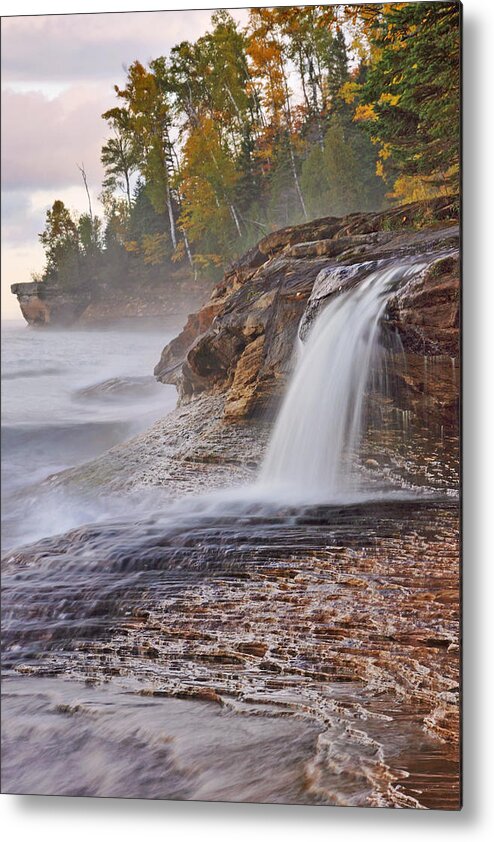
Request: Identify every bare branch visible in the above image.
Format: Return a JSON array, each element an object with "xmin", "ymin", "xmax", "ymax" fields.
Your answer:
[{"xmin": 76, "ymin": 162, "xmax": 93, "ymax": 222}]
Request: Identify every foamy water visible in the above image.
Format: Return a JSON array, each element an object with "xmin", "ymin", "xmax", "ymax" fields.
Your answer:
[
  {"xmin": 259, "ymin": 262, "xmax": 426, "ymax": 498},
  {"xmin": 1, "ymin": 321, "xmax": 178, "ymax": 549},
  {"xmin": 1, "ymin": 261, "xmax": 459, "ymax": 807}
]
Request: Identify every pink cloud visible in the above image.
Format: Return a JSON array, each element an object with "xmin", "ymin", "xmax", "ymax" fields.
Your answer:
[
  {"xmin": 1, "ymin": 8, "xmax": 249, "ymax": 194},
  {"xmin": 1, "ymin": 10, "xmax": 248, "ymax": 83},
  {"xmin": 1, "ymin": 85, "xmax": 111, "ymax": 191}
]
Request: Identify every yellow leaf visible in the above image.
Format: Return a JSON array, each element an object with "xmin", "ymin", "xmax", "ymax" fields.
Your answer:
[
  {"xmin": 340, "ymin": 81, "xmax": 360, "ymax": 105},
  {"xmin": 354, "ymin": 103, "xmax": 377, "ymax": 122},
  {"xmin": 378, "ymin": 93, "xmax": 401, "ymax": 106}
]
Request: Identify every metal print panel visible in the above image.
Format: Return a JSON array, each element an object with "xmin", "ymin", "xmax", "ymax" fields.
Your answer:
[{"xmin": 1, "ymin": 2, "xmax": 461, "ymax": 809}]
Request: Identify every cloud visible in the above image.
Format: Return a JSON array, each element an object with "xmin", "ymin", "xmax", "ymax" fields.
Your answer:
[
  {"xmin": 1, "ymin": 85, "xmax": 111, "ymax": 192},
  {"xmin": 1, "ymin": 10, "xmax": 248, "ymax": 84},
  {"xmin": 2, "ymin": 186, "xmax": 105, "ymax": 249},
  {"xmin": 1, "ymin": 191, "xmax": 40, "ymax": 244},
  {"xmin": 1, "ymin": 8, "xmax": 250, "ymax": 195}
]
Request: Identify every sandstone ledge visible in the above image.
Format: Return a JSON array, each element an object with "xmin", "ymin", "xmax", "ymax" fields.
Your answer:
[
  {"xmin": 55, "ymin": 393, "xmax": 270, "ymax": 498},
  {"xmin": 155, "ymin": 197, "xmax": 460, "ymax": 430},
  {"xmin": 10, "ymin": 277, "xmax": 212, "ymax": 328}
]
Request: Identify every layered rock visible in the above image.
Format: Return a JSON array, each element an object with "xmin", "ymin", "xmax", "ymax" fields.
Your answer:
[
  {"xmin": 155, "ymin": 196, "xmax": 460, "ymax": 430},
  {"xmin": 10, "ymin": 282, "xmax": 91, "ymax": 327},
  {"xmin": 387, "ymin": 254, "xmax": 460, "ymax": 428},
  {"xmin": 11, "ymin": 275, "xmax": 211, "ymax": 327}
]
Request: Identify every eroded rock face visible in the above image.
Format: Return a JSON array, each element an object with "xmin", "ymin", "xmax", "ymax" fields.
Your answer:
[
  {"xmin": 155, "ymin": 197, "xmax": 460, "ymax": 431},
  {"xmin": 10, "ymin": 282, "xmax": 91, "ymax": 327},
  {"xmin": 387, "ymin": 254, "xmax": 460, "ymax": 356},
  {"xmin": 10, "ymin": 277, "xmax": 211, "ymax": 327},
  {"xmin": 387, "ymin": 255, "xmax": 460, "ymax": 428}
]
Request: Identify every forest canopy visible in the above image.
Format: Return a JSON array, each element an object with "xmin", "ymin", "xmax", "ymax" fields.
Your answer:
[{"xmin": 36, "ymin": 3, "xmax": 460, "ymax": 290}]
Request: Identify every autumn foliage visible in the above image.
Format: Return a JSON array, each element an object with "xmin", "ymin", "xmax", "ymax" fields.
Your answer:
[{"xmin": 37, "ymin": 4, "xmax": 460, "ymax": 287}]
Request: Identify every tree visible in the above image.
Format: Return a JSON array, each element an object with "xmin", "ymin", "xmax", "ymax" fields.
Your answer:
[
  {"xmin": 326, "ymin": 27, "xmax": 349, "ymax": 107},
  {"xmin": 39, "ymin": 200, "xmax": 79, "ymax": 282},
  {"xmin": 165, "ymin": 12, "xmax": 260, "ymax": 265},
  {"xmin": 113, "ymin": 61, "xmax": 179, "ymax": 252},
  {"xmin": 78, "ymin": 213, "xmax": 103, "ymax": 258},
  {"xmin": 301, "ymin": 114, "xmax": 385, "ymax": 219},
  {"xmin": 178, "ymin": 114, "xmax": 241, "ymax": 264},
  {"xmin": 354, "ymin": 2, "xmax": 460, "ymax": 196},
  {"xmin": 101, "ymin": 107, "xmax": 139, "ymax": 209},
  {"xmin": 247, "ymin": 7, "xmax": 308, "ymax": 218},
  {"xmin": 270, "ymin": 5, "xmax": 336, "ymax": 118}
]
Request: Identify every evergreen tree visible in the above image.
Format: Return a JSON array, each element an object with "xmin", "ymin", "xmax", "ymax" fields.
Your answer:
[
  {"xmin": 301, "ymin": 115, "xmax": 385, "ymax": 219},
  {"xmin": 356, "ymin": 2, "xmax": 460, "ymax": 195},
  {"xmin": 101, "ymin": 108, "xmax": 139, "ymax": 209},
  {"xmin": 326, "ymin": 27, "xmax": 349, "ymax": 107},
  {"xmin": 38, "ymin": 200, "xmax": 80, "ymax": 284},
  {"xmin": 34, "ymin": 6, "xmax": 460, "ymax": 290}
]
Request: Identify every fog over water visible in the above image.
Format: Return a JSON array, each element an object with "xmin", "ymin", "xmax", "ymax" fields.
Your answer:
[
  {"xmin": 1, "ymin": 276, "xmax": 459, "ymax": 806},
  {"xmin": 1, "ymin": 321, "xmax": 178, "ymax": 549}
]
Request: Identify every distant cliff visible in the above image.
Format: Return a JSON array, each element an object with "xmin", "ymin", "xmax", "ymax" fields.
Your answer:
[{"xmin": 11, "ymin": 275, "xmax": 212, "ymax": 327}]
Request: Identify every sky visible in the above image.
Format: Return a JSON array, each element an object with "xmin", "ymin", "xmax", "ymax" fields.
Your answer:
[{"xmin": 1, "ymin": 5, "xmax": 249, "ymax": 318}]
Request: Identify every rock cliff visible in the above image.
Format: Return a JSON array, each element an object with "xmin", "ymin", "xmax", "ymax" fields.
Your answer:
[
  {"xmin": 11, "ymin": 275, "xmax": 211, "ymax": 327},
  {"xmin": 10, "ymin": 281, "xmax": 91, "ymax": 327},
  {"xmin": 155, "ymin": 197, "xmax": 460, "ymax": 431}
]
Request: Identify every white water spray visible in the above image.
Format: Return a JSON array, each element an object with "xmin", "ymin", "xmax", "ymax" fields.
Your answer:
[{"xmin": 258, "ymin": 262, "xmax": 425, "ymax": 500}]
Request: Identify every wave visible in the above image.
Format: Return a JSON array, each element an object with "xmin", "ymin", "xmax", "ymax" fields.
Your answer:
[
  {"xmin": 2, "ymin": 420, "xmax": 132, "ymax": 451},
  {"xmin": 1, "ymin": 420, "xmax": 135, "ymax": 501},
  {"xmin": 1, "ymin": 674, "xmax": 320, "ymax": 802},
  {"xmin": 2, "ymin": 366, "xmax": 63, "ymax": 380},
  {"xmin": 73, "ymin": 375, "xmax": 161, "ymax": 402}
]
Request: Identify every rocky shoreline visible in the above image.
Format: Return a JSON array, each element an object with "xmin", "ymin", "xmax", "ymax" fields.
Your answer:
[
  {"xmin": 57, "ymin": 393, "xmax": 269, "ymax": 497},
  {"xmin": 3, "ymin": 198, "xmax": 461, "ymax": 809},
  {"xmin": 10, "ymin": 274, "xmax": 212, "ymax": 328},
  {"xmin": 43, "ymin": 197, "xmax": 459, "ymax": 502},
  {"xmin": 156, "ymin": 196, "xmax": 459, "ymax": 432}
]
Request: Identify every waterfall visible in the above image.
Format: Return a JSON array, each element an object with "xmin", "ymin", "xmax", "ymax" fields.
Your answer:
[{"xmin": 258, "ymin": 261, "xmax": 425, "ymax": 501}]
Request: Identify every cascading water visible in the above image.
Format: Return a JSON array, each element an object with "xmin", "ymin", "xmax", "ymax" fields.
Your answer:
[
  {"xmin": 1, "ymin": 256, "xmax": 459, "ymax": 809},
  {"xmin": 258, "ymin": 261, "xmax": 426, "ymax": 500}
]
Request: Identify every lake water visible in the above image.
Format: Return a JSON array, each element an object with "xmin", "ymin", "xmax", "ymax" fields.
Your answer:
[
  {"xmin": 1, "ymin": 317, "xmax": 460, "ymax": 808},
  {"xmin": 1, "ymin": 320, "xmax": 178, "ymax": 549}
]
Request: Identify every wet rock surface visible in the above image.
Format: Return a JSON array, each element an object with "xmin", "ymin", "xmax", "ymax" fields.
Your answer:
[
  {"xmin": 55, "ymin": 394, "xmax": 270, "ymax": 496},
  {"xmin": 155, "ymin": 197, "xmax": 459, "ymax": 429},
  {"xmin": 2, "ymin": 499, "xmax": 459, "ymax": 808}
]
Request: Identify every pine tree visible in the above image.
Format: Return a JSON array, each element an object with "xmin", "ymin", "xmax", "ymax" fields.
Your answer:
[
  {"xmin": 301, "ymin": 115, "xmax": 385, "ymax": 219},
  {"xmin": 101, "ymin": 107, "xmax": 139, "ymax": 209},
  {"xmin": 38, "ymin": 200, "xmax": 80, "ymax": 283},
  {"xmin": 356, "ymin": 2, "xmax": 461, "ymax": 194},
  {"xmin": 326, "ymin": 27, "xmax": 349, "ymax": 107}
]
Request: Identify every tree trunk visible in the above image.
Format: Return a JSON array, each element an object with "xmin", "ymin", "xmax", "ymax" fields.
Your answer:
[
  {"xmin": 182, "ymin": 230, "xmax": 197, "ymax": 280},
  {"xmin": 280, "ymin": 63, "xmax": 308, "ymax": 219},
  {"xmin": 288, "ymin": 142, "xmax": 308, "ymax": 219},
  {"xmin": 298, "ymin": 54, "xmax": 311, "ymax": 115},
  {"xmin": 77, "ymin": 163, "xmax": 93, "ymax": 222},
  {"xmin": 166, "ymin": 181, "xmax": 177, "ymax": 250},
  {"xmin": 124, "ymin": 170, "xmax": 132, "ymax": 209},
  {"xmin": 307, "ymin": 58, "xmax": 319, "ymax": 114},
  {"xmin": 229, "ymin": 204, "xmax": 243, "ymax": 238}
]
